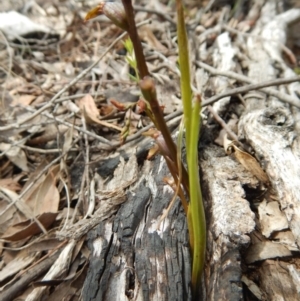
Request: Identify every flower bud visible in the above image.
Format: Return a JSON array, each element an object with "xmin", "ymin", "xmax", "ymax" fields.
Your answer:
[{"xmin": 85, "ymin": 2, "xmax": 129, "ymax": 31}]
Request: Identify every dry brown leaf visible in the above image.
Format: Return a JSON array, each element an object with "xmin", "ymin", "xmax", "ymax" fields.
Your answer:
[
  {"xmin": 77, "ymin": 94, "xmax": 122, "ymax": 131},
  {"xmin": 139, "ymin": 26, "xmax": 168, "ymax": 52},
  {"xmin": 0, "ymin": 199, "xmax": 18, "ymax": 237},
  {"xmin": 0, "ymin": 187, "xmax": 47, "ymax": 234},
  {"xmin": 0, "ymin": 249, "xmax": 38, "ymax": 282},
  {"xmin": 0, "ymin": 177, "xmax": 22, "ymax": 192},
  {"xmin": 273, "ymin": 231, "xmax": 298, "ymax": 251},
  {"xmin": 25, "ymin": 239, "xmax": 63, "ymax": 253},
  {"xmin": 25, "ymin": 165, "xmax": 60, "ymax": 215},
  {"xmin": 245, "ymin": 241, "xmax": 292, "ymax": 264},
  {"xmin": 21, "ymin": 162, "xmax": 48, "ymax": 195},
  {"xmin": 62, "ymin": 128, "xmax": 74, "ymax": 155},
  {"xmin": 233, "ymin": 146, "xmax": 269, "ymax": 183},
  {"xmin": 0, "ymin": 160, "xmax": 11, "ymax": 176},
  {"xmin": 224, "ymin": 136, "xmax": 269, "ymax": 184},
  {"xmin": 1, "ymin": 165, "xmax": 60, "ymax": 238},
  {"xmin": 258, "ymin": 199, "xmax": 289, "ymax": 238},
  {"xmin": 0, "ymin": 143, "xmax": 29, "ymax": 172},
  {"xmin": 0, "ymin": 176, "xmax": 25, "ymax": 236},
  {"xmin": 28, "ymin": 124, "xmax": 68, "ymax": 145},
  {"xmin": 100, "ymin": 104, "xmax": 115, "ymax": 116},
  {"xmin": 1, "ymin": 212, "xmax": 58, "ymax": 241},
  {"xmin": 31, "ymin": 239, "xmax": 85, "ymax": 288},
  {"xmin": 16, "ymin": 110, "xmax": 43, "ymax": 133},
  {"xmin": 241, "ymin": 275, "xmax": 263, "ymax": 300},
  {"xmin": 11, "ymin": 94, "xmax": 36, "ymax": 106}
]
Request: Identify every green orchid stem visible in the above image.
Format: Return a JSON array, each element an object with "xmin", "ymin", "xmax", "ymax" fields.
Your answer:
[
  {"xmin": 176, "ymin": 0, "xmax": 206, "ymax": 298},
  {"xmin": 176, "ymin": 0, "xmax": 192, "ymax": 148},
  {"xmin": 188, "ymin": 96, "xmax": 206, "ymax": 297}
]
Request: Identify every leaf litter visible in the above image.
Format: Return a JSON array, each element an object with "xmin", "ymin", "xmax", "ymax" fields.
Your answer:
[{"xmin": 0, "ymin": 0, "xmax": 299, "ymax": 300}]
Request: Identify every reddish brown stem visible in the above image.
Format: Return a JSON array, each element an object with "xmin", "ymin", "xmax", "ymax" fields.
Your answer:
[
  {"xmin": 121, "ymin": 0, "xmax": 190, "ymax": 193},
  {"xmin": 121, "ymin": 0, "xmax": 149, "ymax": 79}
]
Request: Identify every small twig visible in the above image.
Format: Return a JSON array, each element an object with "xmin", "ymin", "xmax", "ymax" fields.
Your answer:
[
  {"xmin": 207, "ymin": 105, "xmax": 243, "ymax": 147},
  {"xmin": 60, "ymin": 176, "xmax": 71, "ymax": 232},
  {"xmin": 24, "ymin": 108, "xmax": 113, "ymax": 146},
  {"xmin": 0, "ymin": 251, "xmax": 61, "ymax": 301},
  {"xmin": 196, "ymin": 61, "xmax": 300, "ymax": 107},
  {"xmin": 20, "ymin": 145, "xmax": 78, "ymax": 154},
  {"xmin": 203, "ymin": 0, "xmax": 217, "ymax": 12},
  {"xmin": 223, "ymin": 24, "xmax": 297, "ymax": 64},
  {"xmin": 84, "ymin": 177, "xmax": 96, "ymax": 218},
  {"xmin": 0, "ymin": 30, "xmax": 13, "ymax": 105},
  {"xmin": 60, "ymin": 134, "xmax": 91, "ymax": 224},
  {"xmin": 0, "ymin": 133, "xmax": 35, "ymax": 158},
  {"xmin": 71, "ymin": 142, "xmax": 89, "ymax": 224},
  {"xmin": 143, "ymin": 47, "xmax": 179, "ymax": 75},
  {"xmin": 110, "ymin": 113, "xmax": 182, "ymax": 149},
  {"xmin": 201, "ymin": 73, "xmax": 300, "ymax": 108},
  {"xmin": 49, "ymin": 92, "xmax": 105, "ymax": 105},
  {"xmin": 134, "ymin": 5, "xmax": 176, "ymax": 26},
  {"xmin": 82, "ymin": 115, "xmax": 91, "ymax": 218}
]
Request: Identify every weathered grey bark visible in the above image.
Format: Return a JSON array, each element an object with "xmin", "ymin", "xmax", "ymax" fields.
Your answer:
[
  {"xmin": 237, "ymin": 2, "xmax": 300, "ymax": 300},
  {"xmin": 201, "ymin": 145, "xmax": 258, "ymax": 301}
]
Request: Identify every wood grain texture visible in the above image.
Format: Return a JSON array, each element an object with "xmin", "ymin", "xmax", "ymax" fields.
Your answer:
[
  {"xmin": 201, "ymin": 145, "xmax": 257, "ymax": 301},
  {"xmin": 82, "ymin": 156, "xmax": 192, "ymax": 301}
]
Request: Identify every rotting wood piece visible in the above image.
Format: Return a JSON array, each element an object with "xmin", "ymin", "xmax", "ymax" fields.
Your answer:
[
  {"xmin": 237, "ymin": 2, "xmax": 300, "ymax": 300},
  {"xmin": 201, "ymin": 145, "xmax": 258, "ymax": 301},
  {"xmin": 259, "ymin": 260, "xmax": 299, "ymax": 301},
  {"xmin": 82, "ymin": 155, "xmax": 192, "ymax": 301},
  {"xmin": 239, "ymin": 107, "xmax": 300, "ymax": 248}
]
